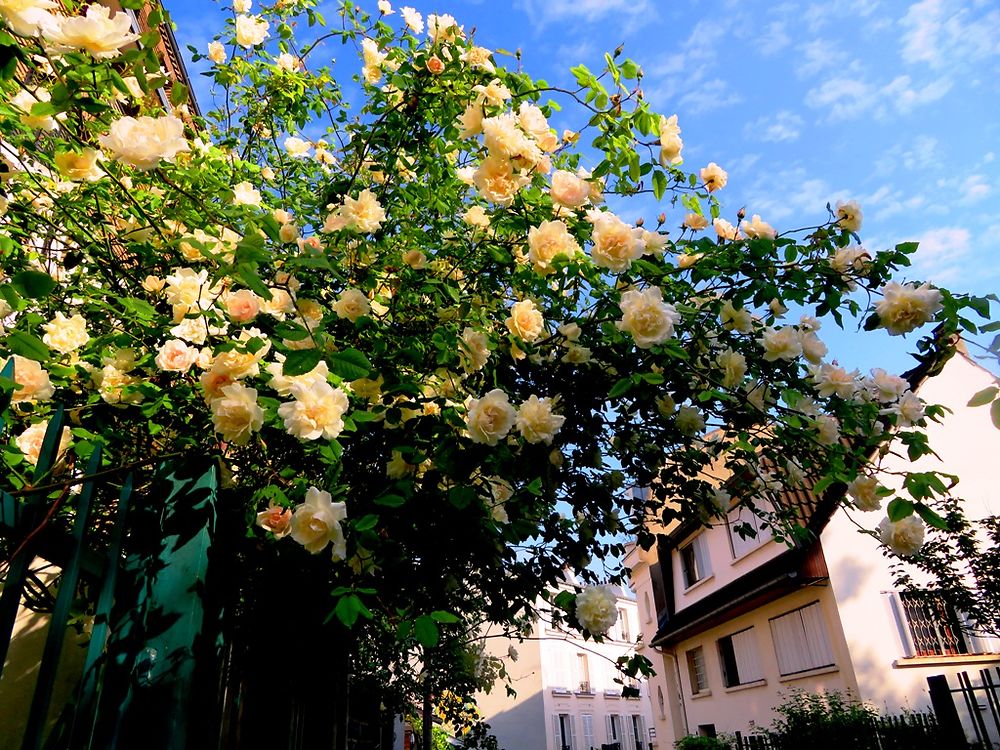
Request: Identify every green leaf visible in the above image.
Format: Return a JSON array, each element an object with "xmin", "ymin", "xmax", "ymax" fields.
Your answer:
[
  {"xmin": 354, "ymin": 514, "xmax": 379, "ymax": 532},
  {"xmin": 11, "ymin": 270, "xmax": 56, "ymax": 299},
  {"xmin": 5, "ymin": 330, "xmax": 49, "ymax": 361},
  {"xmin": 374, "ymin": 493, "xmax": 405, "ymax": 508},
  {"xmin": 652, "ymin": 171, "xmax": 667, "ymax": 200},
  {"xmin": 448, "ymin": 485, "xmax": 476, "ymax": 509},
  {"xmin": 968, "ymin": 386, "xmax": 998, "ymax": 407},
  {"xmin": 332, "ymin": 594, "xmax": 370, "ymax": 627},
  {"xmin": 282, "ymin": 348, "xmax": 323, "ymax": 376},
  {"xmin": 609, "ymin": 378, "xmax": 632, "ymax": 398},
  {"xmin": 991, "ymin": 400, "xmax": 1000, "ymax": 431},
  {"xmin": 430, "ymin": 610, "xmax": 460, "ymax": 624},
  {"xmin": 414, "ymin": 615, "xmax": 439, "ymax": 647},
  {"xmin": 169, "ymin": 81, "xmax": 188, "ymax": 107},
  {"xmin": 887, "ymin": 497, "xmax": 914, "ymax": 522},
  {"xmin": 328, "ymin": 348, "xmax": 372, "ymax": 380},
  {"xmin": 914, "ymin": 504, "xmax": 949, "ymax": 531}
]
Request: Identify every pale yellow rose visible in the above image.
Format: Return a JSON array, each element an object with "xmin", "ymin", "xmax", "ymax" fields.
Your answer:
[
  {"xmin": 875, "ymin": 282, "xmax": 942, "ymax": 336},
  {"xmin": 700, "ymin": 162, "xmax": 728, "ymax": 192},
  {"xmin": 683, "ymin": 213, "xmax": 709, "ymax": 231},
  {"xmin": 743, "ymin": 214, "xmax": 776, "ymax": 239},
  {"xmin": 658, "ymin": 114, "xmax": 683, "ymax": 166},
  {"xmin": 466, "ymin": 389, "xmax": 516, "ymax": 446},
  {"xmin": 4, "ymin": 354, "xmax": 54, "ymax": 402},
  {"xmin": 527, "ymin": 220, "xmax": 580, "ymax": 274},
  {"xmin": 333, "ymin": 288, "xmax": 370, "ymax": 323},
  {"xmin": 835, "ymin": 199, "xmax": 862, "ymax": 232},
  {"xmin": 575, "ymin": 585, "xmax": 618, "ymax": 635},
  {"xmin": 207, "ymin": 40, "xmax": 227, "ymax": 63},
  {"xmin": 210, "ymin": 383, "xmax": 264, "ymax": 444},
  {"xmin": 847, "ymin": 475, "xmax": 882, "ymax": 512},
  {"xmin": 878, "ymin": 515, "xmax": 924, "ymax": 557},
  {"xmin": 506, "ymin": 299, "xmax": 544, "ymax": 342},
  {"xmin": 235, "ymin": 14, "xmax": 269, "ymax": 47},
  {"xmin": 758, "ymin": 326, "xmax": 802, "ymax": 362},
  {"xmin": 460, "ymin": 327, "xmax": 490, "ymax": 373},
  {"xmin": 0, "ymin": 0, "xmax": 57, "ymax": 37},
  {"xmin": 473, "ymin": 154, "xmax": 528, "ymax": 205},
  {"xmin": 291, "ymin": 487, "xmax": 348, "ymax": 558},
  {"xmin": 617, "ymin": 286, "xmax": 679, "ymax": 349},
  {"xmin": 224, "ymin": 289, "xmax": 261, "ymax": 323},
  {"xmin": 155, "ymin": 339, "xmax": 199, "ymax": 373},
  {"xmin": 10, "ymin": 88, "xmax": 59, "ymax": 130},
  {"xmin": 42, "ymin": 311, "xmax": 89, "ymax": 354},
  {"xmin": 549, "ymin": 170, "xmax": 590, "ymax": 209},
  {"xmin": 590, "ymin": 213, "xmax": 644, "ymax": 272},
  {"xmin": 54, "ymin": 149, "xmax": 102, "ymax": 181},
  {"xmin": 42, "ymin": 5, "xmax": 138, "ymax": 58},
  {"xmin": 278, "ymin": 380, "xmax": 349, "ymax": 440},
  {"xmin": 99, "ymin": 115, "xmax": 189, "ymax": 170},
  {"xmin": 515, "ymin": 395, "xmax": 566, "ymax": 444},
  {"xmin": 16, "ymin": 420, "xmax": 71, "ymax": 466},
  {"xmin": 716, "ymin": 348, "xmax": 747, "ymax": 388}
]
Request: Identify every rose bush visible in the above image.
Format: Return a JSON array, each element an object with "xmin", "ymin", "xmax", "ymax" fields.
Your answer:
[{"xmin": 0, "ymin": 0, "xmax": 995, "ymax": 732}]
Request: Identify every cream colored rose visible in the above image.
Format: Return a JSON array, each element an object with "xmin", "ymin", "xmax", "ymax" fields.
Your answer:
[
  {"xmin": 461, "ymin": 45, "xmax": 494, "ymax": 72},
  {"xmin": 164, "ymin": 267, "xmax": 212, "ymax": 308},
  {"xmin": 290, "ymin": 486, "xmax": 347, "ymax": 558},
  {"xmin": 848, "ymin": 475, "xmax": 882, "ymax": 512},
  {"xmin": 720, "ymin": 300, "xmax": 753, "ymax": 333},
  {"xmin": 278, "ymin": 223, "xmax": 299, "ymax": 243},
  {"xmin": 798, "ymin": 331, "xmax": 827, "ymax": 365},
  {"xmin": 42, "ymin": 311, "xmax": 89, "ymax": 354},
  {"xmin": 562, "ymin": 345, "xmax": 592, "ymax": 364},
  {"xmin": 875, "ymin": 281, "xmax": 942, "ymax": 336},
  {"xmin": 10, "ymin": 88, "xmax": 59, "ymax": 130},
  {"xmin": 473, "ymin": 154, "xmax": 528, "ymax": 205},
  {"xmin": 835, "ymin": 200, "xmax": 862, "ymax": 232},
  {"xmin": 155, "ymin": 339, "xmax": 198, "ymax": 373},
  {"xmin": 16, "ymin": 420, "xmax": 71, "ymax": 466},
  {"xmin": 506, "ymin": 299, "xmax": 544, "ymax": 342},
  {"xmin": 683, "ymin": 213, "xmax": 709, "ymax": 231},
  {"xmin": 339, "ymin": 189, "xmax": 385, "ymax": 233},
  {"xmin": 814, "ymin": 414, "xmax": 840, "ymax": 445},
  {"xmin": 515, "ymin": 395, "xmax": 566, "ymax": 444},
  {"xmin": 402, "ymin": 249, "xmax": 427, "ymax": 269},
  {"xmin": 4, "ymin": 355, "xmax": 54, "ymax": 402},
  {"xmin": 743, "ymin": 214, "xmax": 776, "ymax": 239},
  {"xmin": 590, "ymin": 213, "xmax": 644, "ymax": 272},
  {"xmin": 0, "ymin": 0, "xmax": 57, "ymax": 37},
  {"xmin": 260, "ymin": 287, "xmax": 295, "ymax": 318},
  {"xmin": 878, "ymin": 515, "xmax": 924, "ymax": 557},
  {"xmin": 758, "ymin": 326, "xmax": 802, "ymax": 362},
  {"xmin": 267, "ymin": 357, "xmax": 330, "ymax": 397},
  {"xmin": 207, "ymin": 40, "xmax": 227, "ymax": 63},
  {"xmin": 676, "ymin": 405, "xmax": 705, "ymax": 436},
  {"xmin": 462, "ymin": 205, "xmax": 490, "ymax": 228},
  {"xmin": 884, "ymin": 390, "xmax": 925, "ymax": 428},
  {"xmin": 466, "ymin": 389, "xmax": 516, "ymax": 446},
  {"xmin": 549, "ymin": 170, "xmax": 590, "ymax": 209},
  {"xmin": 278, "ymin": 380, "xmax": 349, "ymax": 440},
  {"xmin": 700, "ymin": 162, "xmax": 728, "ymax": 192},
  {"xmin": 527, "ymin": 220, "xmax": 580, "ymax": 274},
  {"xmin": 275, "ymin": 52, "xmax": 299, "ymax": 71},
  {"xmin": 427, "ymin": 12, "xmax": 461, "ymax": 43},
  {"xmin": 42, "ymin": 5, "xmax": 138, "ymax": 58},
  {"xmin": 459, "ymin": 327, "xmax": 490, "ymax": 373},
  {"xmin": 401, "ymin": 6, "xmax": 422, "ymax": 33},
  {"xmin": 811, "ymin": 363, "xmax": 859, "ymax": 399},
  {"xmin": 456, "ymin": 103, "xmax": 484, "ymax": 139},
  {"xmin": 235, "ymin": 14, "xmax": 269, "ymax": 47},
  {"xmin": 94, "ymin": 364, "xmax": 142, "ymax": 405},
  {"xmin": 210, "ymin": 383, "xmax": 263, "ymax": 445},
  {"xmin": 866, "ymin": 368, "xmax": 907, "ymax": 403},
  {"xmin": 99, "ymin": 114, "xmax": 189, "ymax": 170},
  {"xmin": 714, "ymin": 217, "xmax": 743, "ymax": 241},
  {"xmin": 575, "ymin": 585, "xmax": 618, "ymax": 635},
  {"xmin": 333, "ymin": 288, "xmax": 370, "ymax": 323},
  {"xmin": 387, "ymin": 450, "xmax": 416, "ymax": 479},
  {"xmin": 232, "ymin": 181, "xmax": 262, "ymax": 206},
  {"xmin": 234, "ymin": 0, "xmax": 252, "ymax": 12},
  {"xmin": 658, "ymin": 114, "xmax": 683, "ymax": 166},
  {"xmin": 617, "ymin": 287, "xmax": 679, "ymax": 349},
  {"xmin": 284, "ymin": 136, "xmax": 311, "ymax": 157},
  {"xmin": 716, "ymin": 348, "xmax": 747, "ymax": 388},
  {"xmin": 54, "ymin": 148, "xmax": 102, "ymax": 182}
]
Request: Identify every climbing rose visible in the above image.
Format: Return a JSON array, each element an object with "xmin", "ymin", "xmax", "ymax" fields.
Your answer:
[{"xmin": 575, "ymin": 585, "xmax": 619, "ymax": 635}]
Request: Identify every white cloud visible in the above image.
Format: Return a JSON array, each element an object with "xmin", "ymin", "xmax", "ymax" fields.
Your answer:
[
  {"xmin": 961, "ymin": 174, "xmax": 991, "ymax": 203},
  {"xmin": 806, "ymin": 73, "xmax": 951, "ymax": 121},
  {"xmin": 910, "ymin": 226, "xmax": 971, "ymax": 283},
  {"xmin": 900, "ymin": 0, "xmax": 1000, "ymax": 68},
  {"xmin": 874, "ymin": 135, "xmax": 940, "ymax": 175},
  {"xmin": 758, "ymin": 22, "xmax": 791, "ymax": 56},
  {"xmin": 795, "ymin": 39, "xmax": 852, "ymax": 78},
  {"xmin": 517, "ymin": 0, "xmax": 655, "ymax": 33},
  {"xmin": 678, "ymin": 78, "xmax": 744, "ymax": 114},
  {"xmin": 744, "ymin": 111, "xmax": 804, "ymax": 143},
  {"xmin": 740, "ymin": 167, "xmax": 851, "ymax": 224}
]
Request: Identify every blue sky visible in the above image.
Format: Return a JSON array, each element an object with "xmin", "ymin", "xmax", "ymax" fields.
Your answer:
[{"xmin": 165, "ymin": 0, "xmax": 999, "ymax": 377}]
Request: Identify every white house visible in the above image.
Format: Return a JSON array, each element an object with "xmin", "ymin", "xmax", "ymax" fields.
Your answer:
[
  {"xmin": 627, "ymin": 343, "xmax": 1000, "ymax": 746},
  {"xmin": 477, "ymin": 583, "xmax": 656, "ymax": 750}
]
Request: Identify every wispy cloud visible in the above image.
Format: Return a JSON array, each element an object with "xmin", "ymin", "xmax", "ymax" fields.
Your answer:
[
  {"xmin": 900, "ymin": 0, "xmax": 1000, "ymax": 69},
  {"xmin": 743, "ymin": 111, "xmax": 803, "ymax": 143},
  {"xmin": 806, "ymin": 73, "xmax": 951, "ymax": 121},
  {"xmin": 516, "ymin": 0, "xmax": 655, "ymax": 34},
  {"xmin": 909, "ymin": 225, "xmax": 971, "ymax": 283},
  {"xmin": 679, "ymin": 78, "xmax": 744, "ymax": 115}
]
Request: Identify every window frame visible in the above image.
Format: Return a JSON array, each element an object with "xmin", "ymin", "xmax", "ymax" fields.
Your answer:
[
  {"xmin": 679, "ymin": 533, "xmax": 712, "ymax": 590},
  {"xmin": 717, "ymin": 626, "xmax": 764, "ymax": 688},
  {"xmin": 686, "ymin": 645, "xmax": 709, "ymax": 695},
  {"xmin": 768, "ymin": 601, "xmax": 836, "ymax": 676}
]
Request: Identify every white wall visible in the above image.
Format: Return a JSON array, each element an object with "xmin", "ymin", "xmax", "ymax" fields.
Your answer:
[{"xmin": 824, "ymin": 352, "xmax": 1000, "ymax": 716}]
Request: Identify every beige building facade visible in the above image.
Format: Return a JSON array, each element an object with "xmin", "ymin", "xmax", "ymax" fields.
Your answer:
[{"xmin": 628, "ymin": 347, "xmax": 1000, "ymax": 745}]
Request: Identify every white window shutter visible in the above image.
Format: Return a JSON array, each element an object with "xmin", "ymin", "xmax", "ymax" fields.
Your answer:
[
  {"xmin": 693, "ymin": 535, "xmax": 712, "ymax": 578},
  {"xmin": 606, "ymin": 714, "xmax": 614, "ymax": 744},
  {"xmin": 570, "ymin": 715, "xmax": 578, "ymax": 750},
  {"xmin": 553, "ymin": 715, "xmax": 562, "ymax": 750},
  {"xmin": 801, "ymin": 602, "xmax": 835, "ymax": 667},
  {"xmin": 731, "ymin": 628, "xmax": 763, "ymax": 682},
  {"xmin": 626, "ymin": 714, "xmax": 637, "ymax": 750},
  {"xmin": 582, "ymin": 714, "xmax": 594, "ymax": 749},
  {"xmin": 886, "ymin": 592, "xmax": 916, "ymax": 658}
]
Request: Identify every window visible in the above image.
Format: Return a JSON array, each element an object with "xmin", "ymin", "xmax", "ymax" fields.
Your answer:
[
  {"xmin": 769, "ymin": 602, "xmax": 835, "ymax": 675},
  {"xmin": 643, "ymin": 591, "xmax": 653, "ymax": 624},
  {"xmin": 618, "ymin": 608, "xmax": 631, "ymax": 642},
  {"xmin": 581, "ymin": 714, "xmax": 595, "ymax": 750},
  {"xmin": 632, "ymin": 486, "xmax": 651, "ymax": 502},
  {"xmin": 577, "ymin": 653, "xmax": 591, "ymax": 692},
  {"xmin": 727, "ymin": 505, "xmax": 773, "ymax": 559},
  {"xmin": 656, "ymin": 685, "xmax": 666, "ymax": 719},
  {"xmin": 606, "ymin": 714, "xmax": 624, "ymax": 746},
  {"xmin": 686, "ymin": 646, "xmax": 709, "ymax": 694},
  {"xmin": 717, "ymin": 627, "xmax": 763, "ymax": 687},
  {"xmin": 679, "ymin": 534, "xmax": 712, "ymax": 589},
  {"xmin": 895, "ymin": 591, "xmax": 969, "ymax": 656},
  {"xmin": 627, "ymin": 714, "xmax": 646, "ymax": 750},
  {"xmin": 552, "ymin": 713, "xmax": 577, "ymax": 750}
]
